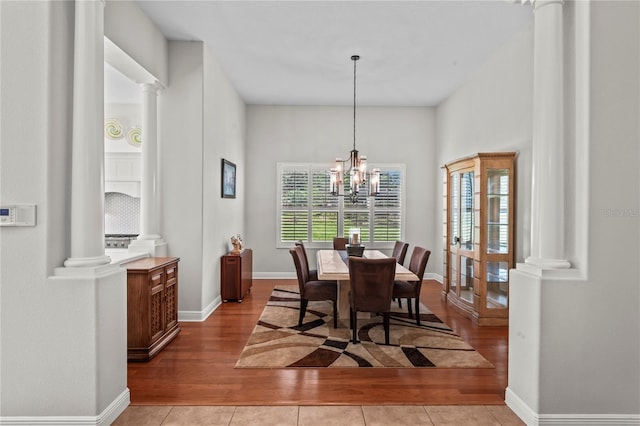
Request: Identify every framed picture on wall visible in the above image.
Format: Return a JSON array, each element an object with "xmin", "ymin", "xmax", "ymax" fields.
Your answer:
[{"xmin": 221, "ymin": 158, "xmax": 237, "ymax": 199}]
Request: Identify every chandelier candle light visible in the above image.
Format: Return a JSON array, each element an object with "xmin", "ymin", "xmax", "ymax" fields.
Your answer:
[{"xmin": 329, "ymin": 55, "xmax": 380, "ymax": 203}]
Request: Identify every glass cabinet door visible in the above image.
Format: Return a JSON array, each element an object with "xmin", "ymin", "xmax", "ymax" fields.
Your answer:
[
  {"xmin": 486, "ymin": 168, "xmax": 510, "ymax": 309},
  {"xmin": 459, "ymin": 171, "xmax": 474, "ymax": 251},
  {"xmin": 486, "ymin": 261, "xmax": 508, "ymax": 308},
  {"xmin": 448, "ymin": 168, "xmax": 474, "ymax": 303},
  {"xmin": 487, "ymin": 169, "xmax": 510, "ymax": 254},
  {"xmin": 459, "ymin": 256, "xmax": 474, "ymax": 303}
]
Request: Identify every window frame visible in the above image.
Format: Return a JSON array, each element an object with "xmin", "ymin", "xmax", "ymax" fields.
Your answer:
[{"xmin": 276, "ymin": 162, "xmax": 406, "ymax": 249}]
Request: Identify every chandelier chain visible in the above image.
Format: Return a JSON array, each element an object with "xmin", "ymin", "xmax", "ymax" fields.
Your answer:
[{"xmin": 353, "ymin": 55, "xmax": 357, "ymax": 152}]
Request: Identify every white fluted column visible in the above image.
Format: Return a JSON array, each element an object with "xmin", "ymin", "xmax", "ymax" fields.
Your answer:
[
  {"xmin": 525, "ymin": 0, "xmax": 571, "ymax": 269},
  {"xmin": 129, "ymin": 82, "xmax": 166, "ymax": 256},
  {"xmin": 64, "ymin": 0, "xmax": 110, "ymax": 268}
]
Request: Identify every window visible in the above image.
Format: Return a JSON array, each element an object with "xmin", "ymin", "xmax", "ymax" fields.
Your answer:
[{"xmin": 277, "ymin": 163, "xmax": 405, "ymax": 248}]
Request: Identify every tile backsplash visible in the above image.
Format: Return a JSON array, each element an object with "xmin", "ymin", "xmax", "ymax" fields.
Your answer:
[{"xmin": 105, "ymin": 192, "xmax": 140, "ymax": 235}]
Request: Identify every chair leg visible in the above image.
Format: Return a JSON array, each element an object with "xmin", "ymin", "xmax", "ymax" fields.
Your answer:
[
  {"xmin": 383, "ymin": 313, "xmax": 390, "ymax": 345},
  {"xmin": 298, "ymin": 299, "xmax": 309, "ymax": 326},
  {"xmin": 333, "ymin": 300, "xmax": 338, "ymax": 328},
  {"xmin": 415, "ymin": 297, "xmax": 421, "ymax": 326},
  {"xmin": 407, "ymin": 298, "xmax": 413, "ymax": 319},
  {"xmin": 397, "ymin": 298, "xmax": 402, "ymax": 308},
  {"xmin": 351, "ymin": 309, "xmax": 358, "ymax": 344}
]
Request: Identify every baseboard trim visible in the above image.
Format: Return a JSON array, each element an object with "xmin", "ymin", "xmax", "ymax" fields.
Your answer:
[
  {"xmin": 505, "ymin": 387, "xmax": 537, "ymax": 425},
  {"xmin": 538, "ymin": 414, "xmax": 640, "ymax": 425},
  {"xmin": 0, "ymin": 388, "xmax": 130, "ymax": 426},
  {"xmin": 178, "ymin": 296, "xmax": 221, "ymax": 322},
  {"xmin": 505, "ymin": 387, "xmax": 640, "ymax": 425},
  {"xmin": 425, "ymin": 272, "xmax": 443, "ymax": 283},
  {"xmin": 253, "ymin": 272, "xmax": 296, "ymax": 279}
]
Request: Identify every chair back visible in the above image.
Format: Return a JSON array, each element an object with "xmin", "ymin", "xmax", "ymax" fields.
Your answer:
[
  {"xmin": 391, "ymin": 241, "xmax": 409, "ymax": 265},
  {"xmin": 348, "ymin": 257, "xmax": 396, "ymax": 313},
  {"xmin": 289, "ymin": 246, "xmax": 309, "ymax": 292},
  {"xmin": 333, "ymin": 237, "xmax": 348, "ymax": 250},
  {"xmin": 407, "ymin": 246, "xmax": 431, "ymax": 283},
  {"xmin": 294, "ymin": 240, "xmax": 311, "ymax": 271}
]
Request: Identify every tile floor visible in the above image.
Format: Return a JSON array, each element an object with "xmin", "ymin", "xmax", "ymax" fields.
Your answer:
[{"xmin": 113, "ymin": 404, "xmax": 525, "ymax": 425}]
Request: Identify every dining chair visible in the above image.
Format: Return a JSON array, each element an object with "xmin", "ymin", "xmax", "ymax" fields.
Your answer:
[
  {"xmin": 289, "ymin": 245, "xmax": 338, "ymax": 328},
  {"xmin": 348, "ymin": 257, "xmax": 396, "ymax": 345},
  {"xmin": 391, "ymin": 240, "xmax": 409, "ymax": 307},
  {"xmin": 333, "ymin": 237, "xmax": 348, "ymax": 250},
  {"xmin": 391, "ymin": 240, "xmax": 409, "ymax": 266},
  {"xmin": 294, "ymin": 240, "xmax": 317, "ymax": 280},
  {"xmin": 392, "ymin": 247, "xmax": 431, "ymax": 326}
]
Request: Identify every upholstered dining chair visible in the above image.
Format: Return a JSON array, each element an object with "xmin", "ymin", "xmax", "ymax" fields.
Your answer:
[
  {"xmin": 391, "ymin": 241, "xmax": 409, "ymax": 307},
  {"xmin": 289, "ymin": 245, "xmax": 338, "ymax": 328},
  {"xmin": 294, "ymin": 240, "xmax": 317, "ymax": 280},
  {"xmin": 348, "ymin": 257, "xmax": 396, "ymax": 345},
  {"xmin": 333, "ymin": 237, "xmax": 348, "ymax": 250},
  {"xmin": 393, "ymin": 247, "xmax": 431, "ymax": 326},
  {"xmin": 391, "ymin": 240, "xmax": 409, "ymax": 266}
]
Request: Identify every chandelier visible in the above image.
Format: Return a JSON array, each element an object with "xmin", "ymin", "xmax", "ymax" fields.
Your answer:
[{"xmin": 329, "ymin": 55, "xmax": 380, "ymax": 203}]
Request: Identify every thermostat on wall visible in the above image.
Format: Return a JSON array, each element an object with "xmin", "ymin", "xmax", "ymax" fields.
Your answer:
[{"xmin": 0, "ymin": 205, "xmax": 36, "ymax": 226}]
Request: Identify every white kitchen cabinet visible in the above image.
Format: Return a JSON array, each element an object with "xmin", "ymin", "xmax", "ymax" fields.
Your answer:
[{"xmin": 105, "ymin": 153, "xmax": 141, "ymax": 197}]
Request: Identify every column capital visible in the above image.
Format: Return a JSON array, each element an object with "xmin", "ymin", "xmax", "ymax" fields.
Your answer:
[
  {"xmin": 511, "ymin": 0, "xmax": 563, "ymax": 9},
  {"xmin": 533, "ymin": 0, "xmax": 564, "ymax": 11},
  {"xmin": 140, "ymin": 81, "xmax": 161, "ymax": 94}
]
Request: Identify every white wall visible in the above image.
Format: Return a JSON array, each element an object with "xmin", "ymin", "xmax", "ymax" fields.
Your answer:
[
  {"xmin": 245, "ymin": 106, "xmax": 436, "ymax": 276},
  {"xmin": 104, "ymin": 0, "xmax": 168, "ymax": 86},
  {"xmin": 508, "ymin": 1, "xmax": 640, "ymax": 421},
  {"xmin": 161, "ymin": 41, "xmax": 205, "ymax": 313},
  {"xmin": 435, "ymin": 23, "xmax": 534, "ymax": 275},
  {"xmin": 536, "ymin": 0, "xmax": 639, "ymax": 415},
  {"xmin": 1, "ymin": 1, "xmax": 126, "ymax": 420},
  {"xmin": 161, "ymin": 41, "xmax": 246, "ymax": 317},
  {"xmin": 202, "ymin": 46, "xmax": 246, "ymax": 311}
]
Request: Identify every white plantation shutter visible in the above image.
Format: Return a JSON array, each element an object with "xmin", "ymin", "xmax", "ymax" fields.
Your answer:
[
  {"xmin": 277, "ymin": 163, "xmax": 404, "ymax": 248},
  {"xmin": 280, "ymin": 168, "xmax": 309, "ymax": 242},
  {"xmin": 311, "ymin": 170, "xmax": 338, "ymax": 241},
  {"xmin": 373, "ymin": 170, "xmax": 402, "ymax": 241}
]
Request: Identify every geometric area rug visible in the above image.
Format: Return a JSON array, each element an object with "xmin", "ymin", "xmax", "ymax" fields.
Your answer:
[{"xmin": 235, "ymin": 285, "xmax": 494, "ymax": 369}]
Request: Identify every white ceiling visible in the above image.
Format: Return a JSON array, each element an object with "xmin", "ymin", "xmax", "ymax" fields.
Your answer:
[{"xmin": 111, "ymin": 0, "xmax": 533, "ymax": 107}]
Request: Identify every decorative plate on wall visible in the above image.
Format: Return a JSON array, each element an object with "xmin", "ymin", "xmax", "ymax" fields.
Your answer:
[
  {"xmin": 104, "ymin": 118, "xmax": 124, "ymax": 140},
  {"xmin": 126, "ymin": 126, "xmax": 142, "ymax": 147}
]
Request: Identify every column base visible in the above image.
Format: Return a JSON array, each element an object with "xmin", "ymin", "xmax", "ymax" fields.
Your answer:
[
  {"xmin": 524, "ymin": 256, "xmax": 571, "ymax": 269},
  {"xmin": 516, "ymin": 261, "xmax": 583, "ymax": 280},
  {"xmin": 128, "ymin": 238, "xmax": 168, "ymax": 257},
  {"xmin": 63, "ymin": 254, "xmax": 112, "ymax": 269}
]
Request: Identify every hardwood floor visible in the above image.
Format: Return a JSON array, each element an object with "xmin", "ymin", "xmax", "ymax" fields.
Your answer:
[{"xmin": 127, "ymin": 279, "xmax": 509, "ymax": 406}]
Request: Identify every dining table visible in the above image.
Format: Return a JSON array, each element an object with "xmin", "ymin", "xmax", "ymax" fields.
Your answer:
[{"xmin": 316, "ymin": 249, "xmax": 419, "ymax": 319}]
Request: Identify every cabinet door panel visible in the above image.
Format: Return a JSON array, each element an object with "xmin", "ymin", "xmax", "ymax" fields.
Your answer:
[
  {"xmin": 165, "ymin": 267, "xmax": 178, "ymax": 330},
  {"xmin": 149, "ymin": 272, "xmax": 165, "ymax": 343}
]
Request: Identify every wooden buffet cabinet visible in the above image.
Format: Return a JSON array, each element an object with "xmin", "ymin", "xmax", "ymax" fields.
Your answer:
[
  {"xmin": 124, "ymin": 257, "xmax": 180, "ymax": 361},
  {"xmin": 443, "ymin": 153, "xmax": 515, "ymax": 326},
  {"xmin": 221, "ymin": 248, "xmax": 252, "ymax": 302}
]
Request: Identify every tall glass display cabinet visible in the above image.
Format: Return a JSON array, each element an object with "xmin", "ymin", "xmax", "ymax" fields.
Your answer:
[{"xmin": 442, "ymin": 152, "xmax": 516, "ymax": 326}]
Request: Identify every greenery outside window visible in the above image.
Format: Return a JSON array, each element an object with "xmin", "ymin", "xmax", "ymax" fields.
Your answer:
[{"xmin": 277, "ymin": 163, "xmax": 405, "ymax": 249}]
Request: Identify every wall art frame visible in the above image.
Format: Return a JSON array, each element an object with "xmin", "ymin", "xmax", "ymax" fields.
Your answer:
[{"xmin": 221, "ymin": 158, "xmax": 237, "ymax": 199}]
